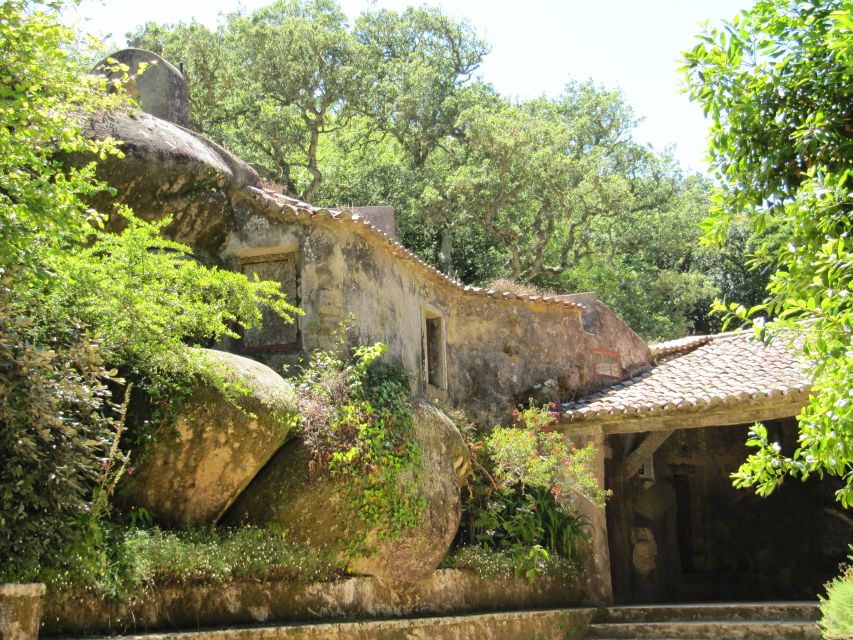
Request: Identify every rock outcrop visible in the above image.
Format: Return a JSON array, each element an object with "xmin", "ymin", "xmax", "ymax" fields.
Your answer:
[
  {"xmin": 120, "ymin": 349, "xmax": 298, "ymax": 527},
  {"xmin": 224, "ymin": 402, "xmax": 469, "ymax": 583},
  {"xmin": 93, "ymin": 48, "xmax": 190, "ymax": 127},
  {"xmin": 78, "ymin": 108, "xmax": 258, "ymax": 260}
]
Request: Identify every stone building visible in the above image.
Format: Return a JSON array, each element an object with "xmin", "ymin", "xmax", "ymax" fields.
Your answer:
[{"xmin": 84, "ymin": 48, "xmax": 844, "ymax": 605}]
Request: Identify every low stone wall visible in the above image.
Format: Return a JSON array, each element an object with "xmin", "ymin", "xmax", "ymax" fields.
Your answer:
[
  {"xmin": 43, "ymin": 570, "xmax": 585, "ymax": 637},
  {"xmin": 98, "ymin": 609, "xmax": 595, "ymax": 640},
  {"xmin": 0, "ymin": 583, "xmax": 45, "ymax": 640}
]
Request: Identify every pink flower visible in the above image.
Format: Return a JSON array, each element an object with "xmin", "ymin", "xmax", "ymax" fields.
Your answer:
[
  {"xmin": 550, "ymin": 402, "xmax": 557, "ymax": 409},
  {"xmin": 127, "ymin": 467, "xmax": 135, "ymax": 477}
]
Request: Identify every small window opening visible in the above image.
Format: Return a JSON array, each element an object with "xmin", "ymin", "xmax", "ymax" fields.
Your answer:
[
  {"xmin": 593, "ymin": 349, "xmax": 621, "ymax": 378},
  {"xmin": 424, "ymin": 311, "xmax": 447, "ymax": 389}
]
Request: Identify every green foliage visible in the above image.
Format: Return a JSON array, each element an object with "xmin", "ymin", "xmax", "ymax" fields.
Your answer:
[
  {"xmin": 45, "ymin": 525, "xmax": 343, "ymax": 603},
  {"xmin": 0, "ymin": 290, "xmax": 115, "ymax": 580},
  {"xmin": 454, "ymin": 404, "xmax": 607, "ymax": 580},
  {"xmin": 684, "ymin": 0, "xmax": 853, "ymax": 504},
  {"xmin": 442, "ymin": 544, "xmax": 580, "ymax": 582},
  {"xmin": 820, "ymin": 552, "xmax": 853, "ymax": 640},
  {"xmin": 34, "ymin": 210, "xmax": 298, "ymax": 435},
  {"xmin": 296, "ymin": 336, "xmax": 423, "ymax": 547},
  {"xmin": 0, "ymin": 0, "xmax": 300, "ymax": 579},
  {"xmin": 352, "ymin": 6, "xmax": 488, "ymax": 168},
  {"xmin": 127, "ymin": 1, "xmax": 729, "ymax": 340},
  {"xmin": 0, "ymin": 0, "xmax": 123, "ymax": 285}
]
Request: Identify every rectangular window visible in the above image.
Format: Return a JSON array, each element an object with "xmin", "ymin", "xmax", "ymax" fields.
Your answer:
[
  {"xmin": 593, "ymin": 348, "xmax": 621, "ymax": 378},
  {"xmin": 240, "ymin": 252, "xmax": 299, "ymax": 351},
  {"xmin": 424, "ymin": 311, "xmax": 447, "ymax": 389}
]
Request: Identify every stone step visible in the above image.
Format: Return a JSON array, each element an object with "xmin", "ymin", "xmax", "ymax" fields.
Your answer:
[
  {"xmin": 595, "ymin": 602, "xmax": 820, "ymax": 623},
  {"xmin": 585, "ymin": 620, "xmax": 821, "ymax": 640},
  {"xmin": 73, "ymin": 607, "xmax": 596, "ymax": 640}
]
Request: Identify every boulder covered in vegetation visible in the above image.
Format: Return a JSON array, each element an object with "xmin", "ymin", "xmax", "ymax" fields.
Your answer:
[
  {"xmin": 79, "ymin": 108, "xmax": 258, "ymax": 259},
  {"xmin": 224, "ymin": 402, "xmax": 469, "ymax": 583},
  {"xmin": 119, "ymin": 349, "xmax": 298, "ymax": 527}
]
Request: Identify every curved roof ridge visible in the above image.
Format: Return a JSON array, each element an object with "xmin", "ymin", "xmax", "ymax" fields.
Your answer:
[{"xmin": 239, "ymin": 186, "xmax": 588, "ymax": 313}]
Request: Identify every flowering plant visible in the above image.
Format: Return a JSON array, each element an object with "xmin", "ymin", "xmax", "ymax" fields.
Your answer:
[
  {"xmin": 489, "ymin": 403, "xmax": 611, "ymax": 507},
  {"xmin": 453, "ymin": 402, "xmax": 611, "ymax": 580}
]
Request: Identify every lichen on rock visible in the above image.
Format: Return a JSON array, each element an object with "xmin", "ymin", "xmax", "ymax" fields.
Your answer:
[
  {"xmin": 119, "ymin": 349, "xmax": 299, "ymax": 527},
  {"xmin": 224, "ymin": 402, "xmax": 468, "ymax": 583}
]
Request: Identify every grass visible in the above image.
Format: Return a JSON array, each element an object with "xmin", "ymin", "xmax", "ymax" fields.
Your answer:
[{"xmin": 44, "ymin": 525, "xmax": 344, "ymax": 603}]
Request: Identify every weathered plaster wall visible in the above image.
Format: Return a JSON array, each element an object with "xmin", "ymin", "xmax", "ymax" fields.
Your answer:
[{"xmin": 223, "ymin": 199, "xmax": 651, "ymax": 425}]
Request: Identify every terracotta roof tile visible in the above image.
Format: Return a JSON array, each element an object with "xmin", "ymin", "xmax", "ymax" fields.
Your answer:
[
  {"xmin": 239, "ymin": 186, "xmax": 587, "ymax": 312},
  {"xmin": 558, "ymin": 332, "xmax": 811, "ymax": 424}
]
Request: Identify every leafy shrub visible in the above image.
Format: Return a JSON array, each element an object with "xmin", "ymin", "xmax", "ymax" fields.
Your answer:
[
  {"xmin": 454, "ymin": 403, "xmax": 608, "ymax": 580},
  {"xmin": 296, "ymin": 336, "xmax": 423, "ymax": 546},
  {"xmin": 820, "ymin": 554, "xmax": 853, "ymax": 640},
  {"xmin": 33, "ymin": 212, "xmax": 299, "ymax": 450},
  {"xmin": 0, "ymin": 1, "xmax": 301, "ymax": 580},
  {"xmin": 0, "ymin": 292, "xmax": 116, "ymax": 580}
]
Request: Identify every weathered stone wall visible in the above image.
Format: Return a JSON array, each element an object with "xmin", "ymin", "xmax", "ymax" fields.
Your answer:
[
  {"xmin": 0, "ymin": 584, "xmax": 44, "ymax": 640},
  {"xmin": 42, "ymin": 570, "xmax": 587, "ymax": 637},
  {"xmin": 77, "ymin": 103, "xmax": 651, "ymax": 426},
  {"xmin": 223, "ymin": 201, "xmax": 651, "ymax": 425}
]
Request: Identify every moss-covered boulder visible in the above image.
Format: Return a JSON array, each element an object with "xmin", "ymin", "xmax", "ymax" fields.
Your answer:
[
  {"xmin": 224, "ymin": 402, "xmax": 468, "ymax": 583},
  {"xmin": 120, "ymin": 349, "xmax": 298, "ymax": 527}
]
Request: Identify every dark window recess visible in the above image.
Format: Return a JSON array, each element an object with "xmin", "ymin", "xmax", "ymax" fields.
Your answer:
[
  {"xmin": 425, "ymin": 314, "xmax": 447, "ymax": 389},
  {"xmin": 240, "ymin": 253, "xmax": 298, "ymax": 351}
]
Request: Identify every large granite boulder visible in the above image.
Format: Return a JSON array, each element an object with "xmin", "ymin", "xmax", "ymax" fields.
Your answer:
[
  {"xmin": 120, "ymin": 349, "xmax": 298, "ymax": 527},
  {"xmin": 93, "ymin": 48, "xmax": 190, "ymax": 127},
  {"xmin": 224, "ymin": 402, "xmax": 469, "ymax": 583},
  {"xmin": 77, "ymin": 108, "xmax": 258, "ymax": 259}
]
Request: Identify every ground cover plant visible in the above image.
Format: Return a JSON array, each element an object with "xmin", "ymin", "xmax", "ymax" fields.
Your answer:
[{"xmin": 43, "ymin": 525, "xmax": 343, "ymax": 606}]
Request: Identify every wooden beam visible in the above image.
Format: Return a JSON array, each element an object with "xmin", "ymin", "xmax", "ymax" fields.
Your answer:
[
  {"xmin": 624, "ymin": 431, "xmax": 674, "ymax": 479},
  {"xmin": 559, "ymin": 392, "xmax": 809, "ymax": 437}
]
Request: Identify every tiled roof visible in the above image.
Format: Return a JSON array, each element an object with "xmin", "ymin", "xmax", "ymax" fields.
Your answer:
[
  {"xmin": 558, "ymin": 332, "xmax": 811, "ymax": 424},
  {"xmin": 238, "ymin": 186, "xmax": 588, "ymax": 312}
]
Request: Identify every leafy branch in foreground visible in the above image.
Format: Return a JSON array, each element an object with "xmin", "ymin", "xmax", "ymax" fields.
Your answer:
[{"xmin": 684, "ymin": 0, "xmax": 853, "ymax": 504}]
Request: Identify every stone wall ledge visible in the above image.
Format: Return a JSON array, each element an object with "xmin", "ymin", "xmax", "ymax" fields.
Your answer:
[
  {"xmin": 72, "ymin": 608, "xmax": 596, "ymax": 640},
  {"xmin": 43, "ymin": 569, "xmax": 585, "ymax": 637}
]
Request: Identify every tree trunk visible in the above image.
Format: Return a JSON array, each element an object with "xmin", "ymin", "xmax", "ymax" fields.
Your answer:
[{"xmin": 438, "ymin": 226, "xmax": 455, "ymax": 277}]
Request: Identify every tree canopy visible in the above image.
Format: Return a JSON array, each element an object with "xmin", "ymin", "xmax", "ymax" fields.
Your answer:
[
  {"xmin": 684, "ymin": 0, "xmax": 853, "ymax": 504},
  {"xmin": 128, "ymin": 4, "xmax": 731, "ymax": 341}
]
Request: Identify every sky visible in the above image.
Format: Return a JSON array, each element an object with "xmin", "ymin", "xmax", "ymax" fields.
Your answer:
[{"xmin": 67, "ymin": 0, "xmax": 753, "ymax": 173}]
